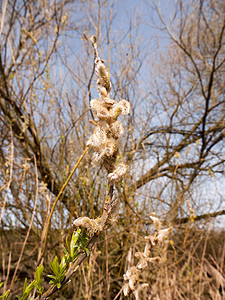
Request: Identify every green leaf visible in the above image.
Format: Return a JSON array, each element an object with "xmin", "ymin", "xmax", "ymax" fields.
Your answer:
[
  {"xmin": 72, "ymin": 251, "xmax": 82, "ymax": 261},
  {"xmin": 0, "ymin": 282, "xmax": 3, "ymax": 289},
  {"xmin": 59, "ymin": 256, "xmax": 67, "ymax": 270},
  {"xmin": 62, "ymin": 245, "xmax": 69, "ymax": 257},
  {"xmin": 35, "ymin": 284, "xmax": 43, "ymax": 296},
  {"xmin": 70, "ymin": 230, "xmax": 80, "ymax": 257},
  {"xmin": 58, "ymin": 272, "xmax": 65, "ymax": 282},
  {"xmin": 24, "ymin": 281, "xmax": 35, "ymax": 297},
  {"xmin": 23, "ymin": 278, "xmax": 28, "ymax": 296},
  {"xmin": 66, "ymin": 237, "xmax": 70, "ymax": 252},
  {"xmin": 48, "ymin": 255, "xmax": 66, "ymax": 287},
  {"xmin": 84, "ymin": 248, "xmax": 90, "ymax": 256},
  {"xmin": 47, "ymin": 275, "xmax": 56, "ymax": 280},
  {"xmin": 50, "ymin": 256, "xmax": 59, "ymax": 276},
  {"xmin": 35, "ymin": 265, "xmax": 43, "ymax": 295},
  {"xmin": 80, "ymin": 229, "xmax": 89, "ymax": 246},
  {"xmin": 59, "ymin": 255, "xmax": 69, "ymax": 272},
  {"xmin": 56, "ymin": 282, "xmax": 61, "ymax": 289},
  {"xmin": 35, "ymin": 265, "xmax": 43, "ymax": 283},
  {"xmin": 0, "ymin": 290, "xmax": 10, "ymax": 300}
]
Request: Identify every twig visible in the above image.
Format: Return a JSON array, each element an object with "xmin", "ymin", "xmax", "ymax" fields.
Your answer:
[
  {"xmin": 35, "ymin": 34, "xmax": 130, "ymax": 299},
  {"xmin": 10, "ymin": 155, "xmax": 39, "ymax": 290},
  {"xmin": 0, "ymin": 127, "xmax": 13, "ymax": 224},
  {"xmin": 38, "ymin": 146, "xmax": 89, "ymax": 264},
  {"xmin": 36, "ymin": 179, "xmax": 115, "ymax": 299}
]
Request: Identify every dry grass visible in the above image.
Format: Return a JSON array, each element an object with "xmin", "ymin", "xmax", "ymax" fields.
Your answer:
[{"xmin": 1, "ymin": 223, "xmax": 224, "ymax": 299}]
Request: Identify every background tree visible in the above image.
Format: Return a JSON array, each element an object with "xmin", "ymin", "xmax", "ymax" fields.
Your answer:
[{"xmin": 0, "ymin": 0, "xmax": 224, "ymax": 299}]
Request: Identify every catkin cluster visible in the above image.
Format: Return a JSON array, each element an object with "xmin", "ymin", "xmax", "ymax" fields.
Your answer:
[
  {"xmin": 73, "ymin": 36, "xmax": 130, "ymax": 236},
  {"xmin": 86, "ymin": 37, "xmax": 130, "ymax": 179},
  {"xmin": 123, "ymin": 214, "xmax": 173, "ymax": 298}
]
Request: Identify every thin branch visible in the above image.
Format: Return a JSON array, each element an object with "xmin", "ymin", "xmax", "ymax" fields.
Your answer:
[
  {"xmin": 0, "ymin": 127, "xmax": 13, "ymax": 224},
  {"xmin": 10, "ymin": 155, "xmax": 39, "ymax": 290},
  {"xmin": 38, "ymin": 146, "xmax": 89, "ymax": 264},
  {"xmin": 173, "ymin": 209, "xmax": 225, "ymax": 225}
]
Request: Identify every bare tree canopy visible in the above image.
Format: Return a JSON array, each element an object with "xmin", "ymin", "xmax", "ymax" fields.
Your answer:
[{"xmin": 0, "ymin": 0, "xmax": 225, "ymax": 299}]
